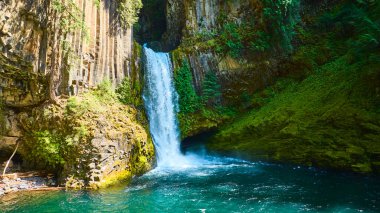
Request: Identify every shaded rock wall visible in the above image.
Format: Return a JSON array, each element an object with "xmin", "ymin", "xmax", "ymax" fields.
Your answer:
[
  {"xmin": 170, "ymin": 0, "xmax": 276, "ymax": 97},
  {"xmin": 168, "ymin": 0, "xmax": 344, "ymax": 138},
  {"xmin": 174, "ymin": 0, "xmax": 380, "ymax": 174},
  {"xmin": 169, "ymin": 0, "xmax": 342, "ymax": 95},
  {"xmin": 168, "ymin": 0, "xmax": 282, "ymax": 137}
]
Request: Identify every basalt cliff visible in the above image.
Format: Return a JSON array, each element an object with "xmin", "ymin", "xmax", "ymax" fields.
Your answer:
[{"xmin": 0, "ymin": 0, "xmax": 153, "ymax": 188}]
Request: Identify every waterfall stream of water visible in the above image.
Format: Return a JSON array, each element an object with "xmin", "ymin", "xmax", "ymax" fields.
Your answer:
[
  {"xmin": 142, "ymin": 45, "xmax": 190, "ymax": 168},
  {"xmin": 1, "ymin": 45, "xmax": 379, "ymax": 213}
]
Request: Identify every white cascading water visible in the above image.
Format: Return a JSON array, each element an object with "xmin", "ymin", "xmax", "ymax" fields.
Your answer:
[{"xmin": 143, "ymin": 45, "xmax": 190, "ymax": 168}]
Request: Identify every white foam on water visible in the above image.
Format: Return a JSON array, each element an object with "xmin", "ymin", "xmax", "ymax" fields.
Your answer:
[{"xmin": 143, "ymin": 45, "xmax": 258, "ymax": 172}]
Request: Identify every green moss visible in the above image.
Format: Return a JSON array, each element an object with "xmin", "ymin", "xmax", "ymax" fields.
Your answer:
[
  {"xmin": 171, "ymin": 55, "xmax": 237, "ymax": 138},
  {"xmin": 96, "ymin": 170, "xmax": 132, "ymax": 189},
  {"xmin": 116, "ymin": 41, "xmax": 144, "ymax": 108},
  {"xmin": 27, "ymin": 130, "xmax": 66, "ymax": 168},
  {"xmin": 207, "ymin": 1, "xmax": 380, "ymax": 173},
  {"xmin": 174, "ymin": 59, "xmax": 201, "ymax": 114},
  {"xmin": 208, "ymin": 51, "xmax": 380, "ymax": 172}
]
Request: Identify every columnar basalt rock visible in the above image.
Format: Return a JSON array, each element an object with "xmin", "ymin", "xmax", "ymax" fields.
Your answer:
[
  {"xmin": 168, "ymin": 0, "xmax": 380, "ymax": 174},
  {"xmin": 0, "ymin": 0, "xmax": 135, "ymax": 102},
  {"xmin": 0, "ymin": 0, "xmax": 151, "ymax": 187}
]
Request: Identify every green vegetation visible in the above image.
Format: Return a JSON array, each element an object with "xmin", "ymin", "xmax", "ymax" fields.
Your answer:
[
  {"xmin": 52, "ymin": 0, "xmax": 88, "ymax": 37},
  {"xmin": 116, "ymin": 78, "xmax": 134, "ymax": 105},
  {"xmin": 182, "ymin": 0, "xmax": 300, "ymax": 58},
  {"xmin": 116, "ymin": 0, "xmax": 143, "ymax": 29},
  {"xmin": 207, "ymin": 1, "xmax": 380, "ymax": 173},
  {"xmin": 174, "ymin": 59, "xmax": 200, "ymax": 114},
  {"xmin": 23, "ymin": 81, "xmax": 116, "ymax": 171},
  {"xmin": 262, "ymin": 0, "xmax": 300, "ymax": 52},
  {"xmin": 23, "ymin": 123, "xmax": 90, "ymax": 171},
  {"xmin": 91, "ymin": 80, "xmax": 116, "ymax": 102},
  {"xmin": 173, "ymin": 58, "xmax": 236, "ymax": 137},
  {"xmin": 27, "ymin": 131, "xmax": 67, "ymax": 169},
  {"xmin": 202, "ymin": 71, "xmax": 221, "ymax": 107},
  {"xmin": 116, "ymin": 77, "xmax": 143, "ymax": 107}
]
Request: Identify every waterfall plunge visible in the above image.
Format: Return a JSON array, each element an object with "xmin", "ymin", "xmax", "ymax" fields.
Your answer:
[{"xmin": 143, "ymin": 45, "xmax": 190, "ymax": 168}]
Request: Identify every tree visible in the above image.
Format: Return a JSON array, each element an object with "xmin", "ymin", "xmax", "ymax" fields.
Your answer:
[
  {"xmin": 174, "ymin": 59, "xmax": 200, "ymax": 113},
  {"xmin": 202, "ymin": 70, "xmax": 221, "ymax": 106}
]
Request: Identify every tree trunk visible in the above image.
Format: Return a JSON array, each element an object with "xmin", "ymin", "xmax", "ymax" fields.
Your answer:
[{"xmin": 2, "ymin": 140, "xmax": 20, "ymax": 177}]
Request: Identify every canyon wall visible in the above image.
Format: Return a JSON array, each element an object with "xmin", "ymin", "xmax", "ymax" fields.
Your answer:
[
  {"xmin": 168, "ymin": 0, "xmax": 285, "ymax": 137},
  {"xmin": 168, "ymin": 0, "xmax": 380, "ymax": 173},
  {"xmin": 0, "ymin": 0, "xmax": 135, "ymax": 104},
  {"xmin": 0, "ymin": 0, "xmax": 152, "ymax": 187},
  {"xmin": 166, "ymin": 0, "xmax": 345, "ymax": 137}
]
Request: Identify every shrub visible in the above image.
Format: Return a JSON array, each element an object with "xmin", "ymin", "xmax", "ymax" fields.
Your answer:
[
  {"xmin": 262, "ymin": 0, "xmax": 300, "ymax": 52},
  {"xmin": 217, "ymin": 22, "xmax": 243, "ymax": 58},
  {"xmin": 202, "ymin": 71, "xmax": 221, "ymax": 106},
  {"xmin": 116, "ymin": 77, "xmax": 134, "ymax": 105},
  {"xmin": 214, "ymin": 0, "xmax": 299, "ymax": 57},
  {"xmin": 27, "ymin": 130, "xmax": 66, "ymax": 169},
  {"xmin": 116, "ymin": 77, "xmax": 143, "ymax": 106},
  {"xmin": 174, "ymin": 59, "xmax": 201, "ymax": 113},
  {"xmin": 92, "ymin": 80, "xmax": 116, "ymax": 103},
  {"xmin": 116, "ymin": 0, "xmax": 143, "ymax": 29}
]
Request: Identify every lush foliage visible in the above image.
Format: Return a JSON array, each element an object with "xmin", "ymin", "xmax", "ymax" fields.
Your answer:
[
  {"xmin": 215, "ymin": 20, "xmax": 271, "ymax": 58},
  {"xmin": 174, "ymin": 59, "xmax": 200, "ymax": 114},
  {"xmin": 116, "ymin": 77, "xmax": 143, "ymax": 106},
  {"xmin": 28, "ymin": 131, "xmax": 67, "ymax": 168},
  {"xmin": 92, "ymin": 80, "xmax": 116, "ymax": 102},
  {"xmin": 262, "ymin": 0, "xmax": 300, "ymax": 52},
  {"xmin": 320, "ymin": 1, "xmax": 380, "ymax": 57},
  {"xmin": 172, "ymin": 56, "xmax": 236, "ymax": 137},
  {"xmin": 208, "ymin": 0, "xmax": 380, "ymax": 173},
  {"xmin": 24, "ymin": 81, "xmax": 117, "ymax": 170},
  {"xmin": 116, "ymin": 0, "xmax": 143, "ymax": 29},
  {"xmin": 202, "ymin": 71, "xmax": 221, "ymax": 107},
  {"xmin": 116, "ymin": 78, "xmax": 134, "ymax": 105},
  {"xmin": 24, "ymin": 123, "xmax": 89, "ymax": 170},
  {"xmin": 182, "ymin": 0, "xmax": 300, "ymax": 58}
]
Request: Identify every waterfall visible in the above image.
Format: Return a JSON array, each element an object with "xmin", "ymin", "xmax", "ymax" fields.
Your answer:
[{"xmin": 143, "ymin": 45, "xmax": 188, "ymax": 168}]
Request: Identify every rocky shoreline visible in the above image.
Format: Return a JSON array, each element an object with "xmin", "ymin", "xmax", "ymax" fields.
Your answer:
[{"xmin": 0, "ymin": 172, "xmax": 61, "ymax": 196}]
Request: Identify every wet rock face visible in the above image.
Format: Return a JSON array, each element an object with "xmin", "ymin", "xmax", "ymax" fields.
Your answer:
[
  {"xmin": 136, "ymin": 0, "xmax": 167, "ymax": 47},
  {"xmin": 160, "ymin": 0, "xmax": 185, "ymax": 51},
  {"xmin": 135, "ymin": 0, "xmax": 185, "ymax": 51}
]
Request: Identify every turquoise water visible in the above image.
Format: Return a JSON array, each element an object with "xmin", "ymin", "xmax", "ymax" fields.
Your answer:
[
  {"xmin": 2, "ymin": 46, "xmax": 379, "ymax": 213},
  {"xmin": 1, "ymin": 154, "xmax": 379, "ymax": 213}
]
